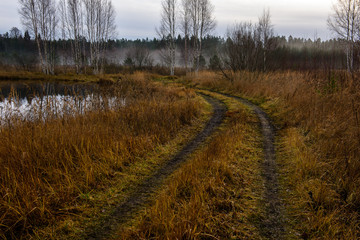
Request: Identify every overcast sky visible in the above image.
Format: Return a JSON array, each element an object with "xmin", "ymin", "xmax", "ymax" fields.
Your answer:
[{"xmin": 0, "ymin": 0, "xmax": 334, "ymax": 40}]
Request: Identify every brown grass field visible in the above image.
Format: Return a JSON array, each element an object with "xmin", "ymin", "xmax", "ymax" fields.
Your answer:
[
  {"xmin": 1, "ymin": 69, "xmax": 360, "ymax": 239},
  {"xmin": 190, "ymin": 70, "xmax": 360, "ymax": 239}
]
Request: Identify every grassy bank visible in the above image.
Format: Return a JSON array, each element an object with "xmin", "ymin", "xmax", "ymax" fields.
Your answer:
[
  {"xmin": 0, "ymin": 70, "xmax": 101, "ymax": 82},
  {"xmin": 190, "ymin": 70, "xmax": 360, "ymax": 238},
  {"xmin": 0, "ymin": 72, "xmax": 202, "ymax": 239},
  {"xmin": 117, "ymin": 91, "xmax": 265, "ymax": 239}
]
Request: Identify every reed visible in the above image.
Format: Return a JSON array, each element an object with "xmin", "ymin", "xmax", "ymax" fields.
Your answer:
[{"xmin": 0, "ymin": 73, "xmax": 201, "ymax": 239}]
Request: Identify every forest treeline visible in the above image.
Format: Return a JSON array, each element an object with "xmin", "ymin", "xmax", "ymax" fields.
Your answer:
[
  {"xmin": 0, "ymin": 30, "xmax": 349, "ymax": 73},
  {"xmin": 1, "ymin": 0, "xmax": 358, "ymax": 75}
]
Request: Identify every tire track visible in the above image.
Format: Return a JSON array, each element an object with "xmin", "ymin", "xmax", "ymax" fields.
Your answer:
[
  {"xmin": 85, "ymin": 94, "xmax": 227, "ymax": 240},
  {"xmin": 213, "ymin": 91, "xmax": 285, "ymax": 239}
]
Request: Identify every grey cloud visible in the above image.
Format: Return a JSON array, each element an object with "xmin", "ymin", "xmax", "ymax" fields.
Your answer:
[{"xmin": 0, "ymin": 0, "xmax": 332, "ymax": 40}]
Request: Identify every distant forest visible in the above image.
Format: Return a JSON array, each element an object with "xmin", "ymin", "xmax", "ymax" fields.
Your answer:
[{"xmin": 0, "ymin": 28, "xmax": 351, "ymax": 73}]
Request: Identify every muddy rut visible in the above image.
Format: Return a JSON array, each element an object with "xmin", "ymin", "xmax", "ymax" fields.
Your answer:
[
  {"xmin": 219, "ymin": 92, "xmax": 285, "ymax": 239},
  {"xmin": 85, "ymin": 94, "xmax": 227, "ymax": 240}
]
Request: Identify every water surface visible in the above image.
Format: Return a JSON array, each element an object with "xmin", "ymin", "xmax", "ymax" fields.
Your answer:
[{"xmin": 0, "ymin": 81, "xmax": 123, "ymax": 125}]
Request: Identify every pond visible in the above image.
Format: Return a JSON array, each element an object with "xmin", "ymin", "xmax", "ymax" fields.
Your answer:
[
  {"xmin": 0, "ymin": 81, "xmax": 125, "ymax": 126},
  {"xmin": 0, "ymin": 81, "xmax": 96, "ymax": 99}
]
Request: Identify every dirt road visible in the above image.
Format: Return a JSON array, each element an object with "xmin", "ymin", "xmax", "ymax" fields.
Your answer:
[
  {"xmin": 85, "ymin": 90, "xmax": 285, "ymax": 240},
  {"xmin": 219, "ymin": 92, "xmax": 285, "ymax": 239}
]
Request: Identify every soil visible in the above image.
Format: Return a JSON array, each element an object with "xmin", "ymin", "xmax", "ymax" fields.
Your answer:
[{"xmin": 84, "ymin": 94, "xmax": 227, "ymax": 240}]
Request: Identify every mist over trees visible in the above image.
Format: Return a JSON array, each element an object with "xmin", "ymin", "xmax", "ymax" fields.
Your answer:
[
  {"xmin": 0, "ymin": 0, "xmax": 357, "ymax": 74},
  {"xmin": 158, "ymin": 0, "xmax": 216, "ymax": 74},
  {"xmin": 0, "ymin": 31, "xmax": 348, "ymax": 72}
]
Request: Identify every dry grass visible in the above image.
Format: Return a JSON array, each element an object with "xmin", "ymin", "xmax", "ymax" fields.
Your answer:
[
  {"xmin": 191, "ymin": 70, "xmax": 360, "ymax": 239},
  {"xmin": 0, "ymin": 70, "xmax": 97, "ymax": 82},
  {"xmin": 0, "ymin": 69, "xmax": 133, "ymax": 83},
  {"xmin": 118, "ymin": 92, "xmax": 264, "ymax": 240},
  {"xmin": 0, "ymin": 73, "xmax": 201, "ymax": 239}
]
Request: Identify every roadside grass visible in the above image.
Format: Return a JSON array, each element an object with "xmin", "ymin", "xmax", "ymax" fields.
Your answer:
[
  {"xmin": 190, "ymin": 70, "xmax": 360, "ymax": 239},
  {"xmin": 117, "ymin": 91, "xmax": 265, "ymax": 239},
  {"xmin": 0, "ymin": 73, "xmax": 203, "ymax": 239},
  {"xmin": 278, "ymin": 128, "xmax": 359, "ymax": 239}
]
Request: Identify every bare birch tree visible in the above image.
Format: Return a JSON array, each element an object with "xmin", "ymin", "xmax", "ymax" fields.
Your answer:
[
  {"xmin": 158, "ymin": 0, "xmax": 177, "ymax": 75},
  {"xmin": 258, "ymin": 8, "xmax": 273, "ymax": 72},
  {"xmin": 83, "ymin": 0, "xmax": 116, "ymax": 74},
  {"xmin": 47, "ymin": 1, "xmax": 57, "ymax": 74},
  {"xmin": 189, "ymin": 0, "xmax": 215, "ymax": 72},
  {"xmin": 328, "ymin": 0, "xmax": 360, "ymax": 72},
  {"xmin": 180, "ymin": 0, "xmax": 191, "ymax": 71},
  {"xmin": 19, "ymin": 0, "xmax": 42, "ymax": 72},
  {"xmin": 19, "ymin": 0, "xmax": 57, "ymax": 74},
  {"xmin": 59, "ymin": 0, "xmax": 85, "ymax": 74}
]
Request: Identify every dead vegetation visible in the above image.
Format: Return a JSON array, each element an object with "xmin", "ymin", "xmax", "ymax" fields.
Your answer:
[
  {"xmin": 118, "ymin": 92, "xmax": 264, "ymax": 239},
  {"xmin": 2, "ymin": 68, "xmax": 360, "ymax": 239},
  {"xmin": 0, "ymin": 72, "xmax": 201, "ymax": 239},
  {"xmin": 191, "ymin": 70, "xmax": 360, "ymax": 239}
]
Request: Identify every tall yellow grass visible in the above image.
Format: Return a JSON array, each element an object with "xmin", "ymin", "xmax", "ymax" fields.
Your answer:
[
  {"xmin": 191, "ymin": 70, "xmax": 360, "ymax": 238},
  {"xmin": 0, "ymin": 73, "xmax": 201, "ymax": 239}
]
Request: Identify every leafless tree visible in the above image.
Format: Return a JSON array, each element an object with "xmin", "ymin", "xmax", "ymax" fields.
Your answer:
[
  {"xmin": 83, "ymin": 0, "xmax": 116, "ymax": 74},
  {"xmin": 180, "ymin": 0, "xmax": 191, "ymax": 71},
  {"xmin": 126, "ymin": 44, "xmax": 152, "ymax": 68},
  {"xmin": 258, "ymin": 8, "xmax": 274, "ymax": 72},
  {"xmin": 189, "ymin": 0, "xmax": 215, "ymax": 72},
  {"xmin": 328, "ymin": 0, "xmax": 360, "ymax": 72},
  {"xmin": 158, "ymin": 0, "xmax": 177, "ymax": 75},
  {"xmin": 47, "ymin": 1, "xmax": 57, "ymax": 74},
  {"xmin": 225, "ymin": 22, "xmax": 261, "ymax": 73},
  {"xmin": 19, "ymin": 0, "xmax": 42, "ymax": 71},
  {"xmin": 59, "ymin": 0, "xmax": 85, "ymax": 74},
  {"xmin": 9, "ymin": 27, "xmax": 22, "ymax": 38},
  {"xmin": 19, "ymin": 0, "xmax": 57, "ymax": 74}
]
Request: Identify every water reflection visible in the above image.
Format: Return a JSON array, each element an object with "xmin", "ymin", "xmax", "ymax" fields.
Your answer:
[
  {"xmin": 0, "ymin": 81, "xmax": 125, "ymax": 126},
  {"xmin": 0, "ymin": 81, "xmax": 95, "ymax": 98}
]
